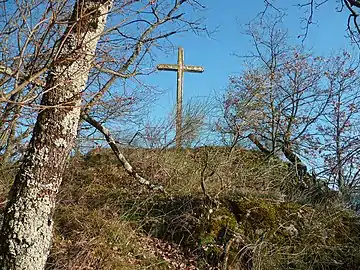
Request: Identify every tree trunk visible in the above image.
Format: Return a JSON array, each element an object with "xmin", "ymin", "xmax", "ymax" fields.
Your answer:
[
  {"xmin": 0, "ymin": 1, "xmax": 112, "ymax": 269},
  {"xmin": 282, "ymin": 143, "xmax": 308, "ymax": 186},
  {"xmin": 247, "ymin": 133, "xmax": 271, "ymax": 155}
]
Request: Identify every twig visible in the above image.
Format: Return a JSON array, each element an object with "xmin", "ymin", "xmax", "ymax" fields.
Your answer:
[
  {"xmin": 221, "ymin": 237, "xmax": 235, "ymax": 270},
  {"xmin": 200, "ymin": 146, "xmax": 215, "ymax": 203}
]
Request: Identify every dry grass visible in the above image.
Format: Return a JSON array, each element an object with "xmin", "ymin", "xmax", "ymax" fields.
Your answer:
[{"xmin": 1, "ymin": 146, "xmax": 360, "ymax": 269}]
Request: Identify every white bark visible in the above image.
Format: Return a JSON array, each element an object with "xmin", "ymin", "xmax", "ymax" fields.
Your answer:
[
  {"xmin": 82, "ymin": 114, "xmax": 165, "ymax": 193},
  {"xmin": 0, "ymin": 1, "xmax": 113, "ymax": 269}
]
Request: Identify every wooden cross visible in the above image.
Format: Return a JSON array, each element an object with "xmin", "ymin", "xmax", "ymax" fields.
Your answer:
[{"xmin": 157, "ymin": 47, "xmax": 204, "ymax": 148}]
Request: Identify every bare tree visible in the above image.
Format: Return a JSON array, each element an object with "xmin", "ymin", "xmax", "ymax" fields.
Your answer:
[
  {"xmin": 263, "ymin": 0, "xmax": 360, "ymax": 43},
  {"xmin": 218, "ymin": 16, "xmax": 329, "ymax": 184},
  {"xmin": 316, "ymin": 51, "xmax": 360, "ymax": 196},
  {"xmin": 0, "ymin": 0, "xmax": 207, "ymax": 161},
  {"xmin": 0, "ymin": 0, "xmax": 113, "ymax": 268},
  {"xmin": 0, "ymin": 0, "xmax": 207, "ymax": 268}
]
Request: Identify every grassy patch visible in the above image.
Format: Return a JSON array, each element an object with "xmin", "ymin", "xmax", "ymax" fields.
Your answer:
[{"xmin": 1, "ymin": 147, "xmax": 360, "ymax": 269}]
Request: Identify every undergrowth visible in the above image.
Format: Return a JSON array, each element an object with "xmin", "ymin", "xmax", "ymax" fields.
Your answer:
[{"xmin": 1, "ymin": 147, "xmax": 360, "ymax": 269}]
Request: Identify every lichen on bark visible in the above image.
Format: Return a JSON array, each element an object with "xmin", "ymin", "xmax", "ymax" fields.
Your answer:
[{"xmin": 0, "ymin": 1, "xmax": 113, "ymax": 269}]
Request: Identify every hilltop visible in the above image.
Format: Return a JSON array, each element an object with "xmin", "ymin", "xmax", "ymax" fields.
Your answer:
[{"xmin": 1, "ymin": 146, "xmax": 360, "ymax": 269}]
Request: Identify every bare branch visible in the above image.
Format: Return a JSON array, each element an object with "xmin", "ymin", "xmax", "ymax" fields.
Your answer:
[{"xmin": 82, "ymin": 114, "xmax": 166, "ymax": 193}]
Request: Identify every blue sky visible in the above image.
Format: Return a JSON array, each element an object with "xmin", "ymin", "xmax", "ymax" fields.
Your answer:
[{"xmin": 142, "ymin": 1, "xmax": 353, "ymax": 128}]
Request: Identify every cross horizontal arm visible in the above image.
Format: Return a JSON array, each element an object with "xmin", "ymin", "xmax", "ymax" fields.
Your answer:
[
  {"xmin": 183, "ymin": 65, "xmax": 204, "ymax": 73},
  {"xmin": 157, "ymin": 64, "xmax": 204, "ymax": 73},
  {"xmin": 157, "ymin": 64, "xmax": 178, "ymax": 71}
]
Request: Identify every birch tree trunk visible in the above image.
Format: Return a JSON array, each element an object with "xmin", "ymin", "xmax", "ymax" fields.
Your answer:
[{"xmin": 0, "ymin": 1, "xmax": 112, "ymax": 269}]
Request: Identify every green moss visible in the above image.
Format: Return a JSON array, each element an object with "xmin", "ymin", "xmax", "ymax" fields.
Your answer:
[{"xmin": 208, "ymin": 208, "xmax": 238, "ymax": 237}]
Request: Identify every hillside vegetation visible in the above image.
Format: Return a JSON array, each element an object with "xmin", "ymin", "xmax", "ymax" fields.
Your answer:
[{"xmin": 1, "ymin": 147, "xmax": 360, "ymax": 269}]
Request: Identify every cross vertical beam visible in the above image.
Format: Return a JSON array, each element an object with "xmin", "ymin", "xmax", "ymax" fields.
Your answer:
[
  {"xmin": 157, "ymin": 47, "xmax": 204, "ymax": 148},
  {"xmin": 176, "ymin": 48, "xmax": 184, "ymax": 149}
]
